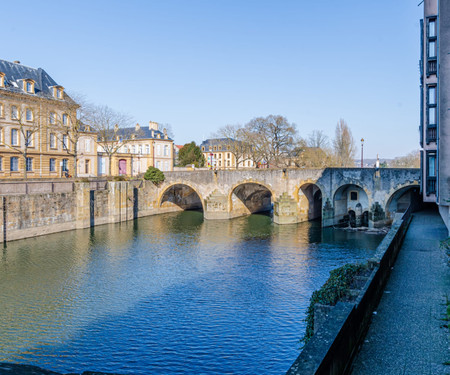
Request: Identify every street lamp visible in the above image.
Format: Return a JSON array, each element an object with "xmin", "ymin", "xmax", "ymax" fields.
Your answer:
[{"xmin": 360, "ymin": 138, "xmax": 364, "ymax": 168}]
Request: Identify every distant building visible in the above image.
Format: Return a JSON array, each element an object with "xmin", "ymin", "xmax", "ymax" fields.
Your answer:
[
  {"xmin": 420, "ymin": 0, "xmax": 450, "ymax": 231},
  {"xmin": 200, "ymin": 138, "xmax": 254, "ymax": 169},
  {"xmin": 97, "ymin": 121, "xmax": 174, "ymax": 176},
  {"xmin": 0, "ymin": 59, "xmax": 79, "ymax": 178}
]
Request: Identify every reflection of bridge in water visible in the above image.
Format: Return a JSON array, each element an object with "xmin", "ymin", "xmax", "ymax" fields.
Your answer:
[{"xmin": 158, "ymin": 168, "xmax": 420, "ymax": 227}]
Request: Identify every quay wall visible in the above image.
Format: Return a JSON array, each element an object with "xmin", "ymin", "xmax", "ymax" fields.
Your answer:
[{"xmin": 286, "ymin": 207, "xmax": 413, "ymax": 375}]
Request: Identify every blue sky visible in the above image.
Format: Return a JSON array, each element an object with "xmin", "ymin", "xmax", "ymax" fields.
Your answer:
[{"xmin": 3, "ymin": 0, "xmax": 423, "ymax": 158}]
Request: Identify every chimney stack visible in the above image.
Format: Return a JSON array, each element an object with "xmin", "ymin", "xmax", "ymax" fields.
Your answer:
[
  {"xmin": 149, "ymin": 121, "xmax": 158, "ymax": 130},
  {"xmin": 13, "ymin": 60, "xmax": 20, "ymax": 64}
]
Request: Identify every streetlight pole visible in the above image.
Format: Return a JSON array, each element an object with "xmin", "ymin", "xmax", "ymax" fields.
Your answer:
[{"xmin": 361, "ymin": 138, "xmax": 364, "ymax": 168}]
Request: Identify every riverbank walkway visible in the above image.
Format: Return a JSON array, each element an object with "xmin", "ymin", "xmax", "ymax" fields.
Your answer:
[{"xmin": 351, "ymin": 208, "xmax": 450, "ymax": 374}]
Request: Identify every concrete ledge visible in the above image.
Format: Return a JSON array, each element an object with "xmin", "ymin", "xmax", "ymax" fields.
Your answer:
[{"xmin": 286, "ymin": 211, "xmax": 412, "ymax": 375}]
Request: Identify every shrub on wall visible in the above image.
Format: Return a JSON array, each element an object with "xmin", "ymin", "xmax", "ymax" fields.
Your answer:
[
  {"xmin": 301, "ymin": 263, "xmax": 367, "ymax": 344},
  {"xmin": 144, "ymin": 166, "xmax": 165, "ymax": 185}
]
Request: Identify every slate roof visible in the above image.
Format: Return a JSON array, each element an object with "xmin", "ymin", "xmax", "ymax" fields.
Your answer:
[
  {"xmin": 0, "ymin": 59, "xmax": 76, "ymax": 104},
  {"xmin": 200, "ymin": 138, "xmax": 236, "ymax": 149},
  {"xmin": 117, "ymin": 126, "xmax": 173, "ymax": 141}
]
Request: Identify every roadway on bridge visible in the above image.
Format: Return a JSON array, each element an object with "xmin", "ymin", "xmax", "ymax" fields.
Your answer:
[{"xmin": 351, "ymin": 208, "xmax": 450, "ymax": 374}]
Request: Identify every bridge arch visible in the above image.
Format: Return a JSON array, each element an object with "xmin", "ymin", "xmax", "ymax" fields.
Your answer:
[
  {"xmin": 385, "ymin": 184, "xmax": 420, "ymax": 220},
  {"xmin": 295, "ymin": 182, "xmax": 323, "ymax": 221},
  {"xmin": 158, "ymin": 182, "xmax": 204, "ymax": 211},
  {"xmin": 228, "ymin": 181, "xmax": 274, "ymax": 216},
  {"xmin": 333, "ymin": 183, "xmax": 370, "ymax": 226}
]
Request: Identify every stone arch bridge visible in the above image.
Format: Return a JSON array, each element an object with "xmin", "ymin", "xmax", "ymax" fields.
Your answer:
[{"xmin": 156, "ymin": 168, "xmax": 420, "ymax": 227}]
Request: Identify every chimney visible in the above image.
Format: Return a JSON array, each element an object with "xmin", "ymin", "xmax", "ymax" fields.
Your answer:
[
  {"xmin": 151, "ymin": 129, "xmax": 154, "ymax": 138},
  {"xmin": 13, "ymin": 60, "xmax": 20, "ymax": 64},
  {"xmin": 135, "ymin": 123, "xmax": 140, "ymax": 132},
  {"xmin": 149, "ymin": 121, "xmax": 158, "ymax": 130},
  {"xmin": 163, "ymin": 128, "xmax": 168, "ymax": 139}
]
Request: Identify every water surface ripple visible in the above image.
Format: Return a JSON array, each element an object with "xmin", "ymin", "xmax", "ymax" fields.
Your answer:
[{"xmin": 0, "ymin": 211, "xmax": 384, "ymax": 374}]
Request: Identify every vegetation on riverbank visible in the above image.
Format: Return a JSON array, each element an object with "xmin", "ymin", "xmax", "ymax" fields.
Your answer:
[{"xmin": 301, "ymin": 263, "xmax": 368, "ymax": 344}]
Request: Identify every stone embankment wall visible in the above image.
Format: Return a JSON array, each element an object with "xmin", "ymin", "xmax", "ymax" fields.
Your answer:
[
  {"xmin": 0, "ymin": 180, "xmax": 180, "ymax": 243},
  {"xmin": 286, "ymin": 207, "xmax": 413, "ymax": 375}
]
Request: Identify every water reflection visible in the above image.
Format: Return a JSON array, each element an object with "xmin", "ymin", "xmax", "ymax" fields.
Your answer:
[{"xmin": 0, "ymin": 211, "xmax": 384, "ymax": 374}]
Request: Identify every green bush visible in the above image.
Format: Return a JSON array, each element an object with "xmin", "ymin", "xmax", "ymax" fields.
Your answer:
[
  {"xmin": 301, "ymin": 263, "xmax": 367, "ymax": 344},
  {"xmin": 144, "ymin": 166, "xmax": 165, "ymax": 185}
]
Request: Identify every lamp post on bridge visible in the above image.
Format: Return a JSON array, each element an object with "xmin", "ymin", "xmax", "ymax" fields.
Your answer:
[{"xmin": 361, "ymin": 138, "xmax": 364, "ymax": 168}]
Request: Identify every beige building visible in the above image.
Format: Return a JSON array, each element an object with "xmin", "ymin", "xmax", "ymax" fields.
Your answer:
[
  {"xmin": 97, "ymin": 121, "xmax": 174, "ymax": 176},
  {"xmin": 200, "ymin": 138, "xmax": 254, "ymax": 169},
  {"xmin": 0, "ymin": 59, "xmax": 81, "ymax": 178}
]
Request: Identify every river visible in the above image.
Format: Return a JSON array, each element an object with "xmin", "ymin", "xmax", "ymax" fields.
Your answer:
[{"xmin": 0, "ymin": 211, "xmax": 384, "ymax": 374}]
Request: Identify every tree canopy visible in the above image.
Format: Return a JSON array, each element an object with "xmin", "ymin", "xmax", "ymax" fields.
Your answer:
[{"xmin": 178, "ymin": 142, "xmax": 205, "ymax": 167}]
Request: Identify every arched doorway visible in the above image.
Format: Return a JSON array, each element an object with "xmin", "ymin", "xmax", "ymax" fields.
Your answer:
[
  {"xmin": 230, "ymin": 182, "xmax": 273, "ymax": 217},
  {"xmin": 159, "ymin": 184, "xmax": 203, "ymax": 211},
  {"xmin": 333, "ymin": 184, "xmax": 369, "ymax": 227},
  {"xmin": 118, "ymin": 159, "xmax": 127, "ymax": 175}
]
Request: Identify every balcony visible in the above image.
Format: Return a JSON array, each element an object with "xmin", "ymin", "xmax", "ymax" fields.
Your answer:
[
  {"xmin": 426, "ymin": 176, "xmax": 436, "ymax": 195},
  {"xmin": 427, "ymin": 60, "xmax": 437, "ymax": 76},
  {"xmin": 426, "ymin": 126, "xmax": 437, "ymax": 143}
]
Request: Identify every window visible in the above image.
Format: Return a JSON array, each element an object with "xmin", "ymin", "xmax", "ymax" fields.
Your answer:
[
  {"xmin": 0, "ymin": 103, "xmax": 3, "ymax": 117},
  {"xmin": 49, "ymin": 112, "xmax": 56, "ymax": 124},
  {"xmin": 63, "ymin": 135, "xmax": 68, "ymax": 149},
  {"xmin": 164, "ymin": 145, "xmax": 168, "ymax": 156},
  {"xmin": 139, "ymin": 145, "xmax": 143, "ymax": 154},
  {"xmin": 10, "ymin": 157, "xmax": 18, "ymax": 171},
  {"xmin": 227, "ymin": 153, "xmax": 231, "ymax": 159},
  {"xmin": 85, "ymin": 138, "xmax": 91, "ymax": 153},
  {"xmin": 85, "ymin": 159, "xmax": 90, "ymax": 174},
  {"xmin": 49, "ymin": 158, "xmax": 56, "ymax": 172},
  {"xmin": 202, "ymin": 146, "xmax": 205, "ymax": 151},
  {"xmin": 26, "ymin": 108, "xmax": 33, "ymax": 121},
  {"xmin": 57, "ymin": 89, "xmax": 62, "ymax": 99},
  {"xmin": 157, "ymin": 145, "xmax": 161, "ymax": 156},
  {"xmin": 427, "ymin": 85, "xmax": 437, "ymax": 129},
  {"xmin": 218, "ymin": 153, "xmax": 222, "ymax": 159},
  {"xmin": 350, "ymin": 191, "xmax": 358, "ymax": 201},
  {"xmin": 214, "ymin": 146, "xmax": 217, "ymax": 151},
  {"xmin": 62, "ymin": 159, "xmax": 68, "ymax": 172},
  {"xmin": 164, "ymin": 161, "xmax": 168, "ymax": 171},
  {"xmin": 146, "ymin": 144, "xmax": 150, "ymax": 154},
  {"xmin": 26, "ymin": 157, "xmax": 33, "ymax": 172},
  {"xmin": 218, "ymin": 160, "xmax": 222, "ymax": 167},
  {"xmin": 429, "ymin": 19, "xmax": 436, "ymax": 38},
  {"xmin": 26, "ymin": 81, "xmax": 33, "ymax": 93},
  {"xmin": 0, "ymin": 157, "xmax": 2, "ymax": 171},
  {"xmin": 428, "ymin": 86, "xmax": 436, "ymax": 105},
  {"xmin": 62, "ymin": 113, "xmax": 68, "ymax": 125},
  {"xmin": 227, "ymin": 160, "xmax": 230, "ymax": 167},
  {"xmin": 0, "ymin": 73, "xmax": 4, "ymax": 87},
  {"xmin": 11, "ymin": 105, "xmax": 18, "ymax": 120},
  {"xmin": 156, "ymin": 160, "xmax": 160, "ymax": 169},
  {"xmin": 50, "ymin": 133, "xmax": 56, "ymax": 148},
  {"xmin": 428, "ymin": 40, "xmax": 436, "ymax": 58},
  {"xmin": 428, "ymin": 153, "xmax": 436, "ymax": 177},
  {"xmin": 26, "ymin": 130, "xmax": 33, "ymax": 147},
  {"xmin": 11, "ymin": 129, "xmax": 18, "ymax": 146},
  {"xmin": 132, "ymin": 145, "xmax": 136, "ymax": 154}
]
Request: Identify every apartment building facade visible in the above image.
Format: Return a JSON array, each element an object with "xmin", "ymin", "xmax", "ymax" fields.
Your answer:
[{"xmin": 420, "ymin": 0, "xmax": 450, "ymax": 231}]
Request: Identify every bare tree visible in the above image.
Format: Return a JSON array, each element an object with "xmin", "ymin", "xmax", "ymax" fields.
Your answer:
[
  {"xmin": 292, "ymin": 138, "xmax": 335, "ymax": 168},
  {"xmin": 215, "ymin": 124, "xmax": 250, "ymax": 168},
  {"xmin": 157, "ymin": 123, "xmax": 175, "ymax": 139},
  {"xmin": 0, "ymin": 102, "xmax": 42, "ymax": 179},
  {"xmin": 52, "ymin": 91, "xmax": 85, "ymax": 177},
  {"xmin": 333, "ymin": 119, "xmax": 356, "ymax": 167},
  {"xmin": 390, "ymin": 150, "xmax": 420, "ymax": 168},
  {"xmin": 88, "ymin": 104, "xmax": 136, "ymax": 175},
  {"xmin": 307, "ymin": 130, "xmax": 329, "ymax": 149}
]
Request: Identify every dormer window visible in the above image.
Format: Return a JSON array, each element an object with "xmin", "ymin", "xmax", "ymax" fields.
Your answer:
[
  {"xmin": 24, "ymin": 79, "xmax": 35, "ymax": 94},
  {"xmin": 0, "ymin": 73, "xmax": 4, "ymax": 88},
  {"xmin": 53, "ymin": 86, "xmax": 64, "ymax": 99}
]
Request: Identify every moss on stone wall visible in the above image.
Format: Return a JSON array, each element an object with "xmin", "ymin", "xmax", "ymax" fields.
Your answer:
[{"xmin": 301, "ymin": 263, "xmax": 368, "ymax": 344}]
